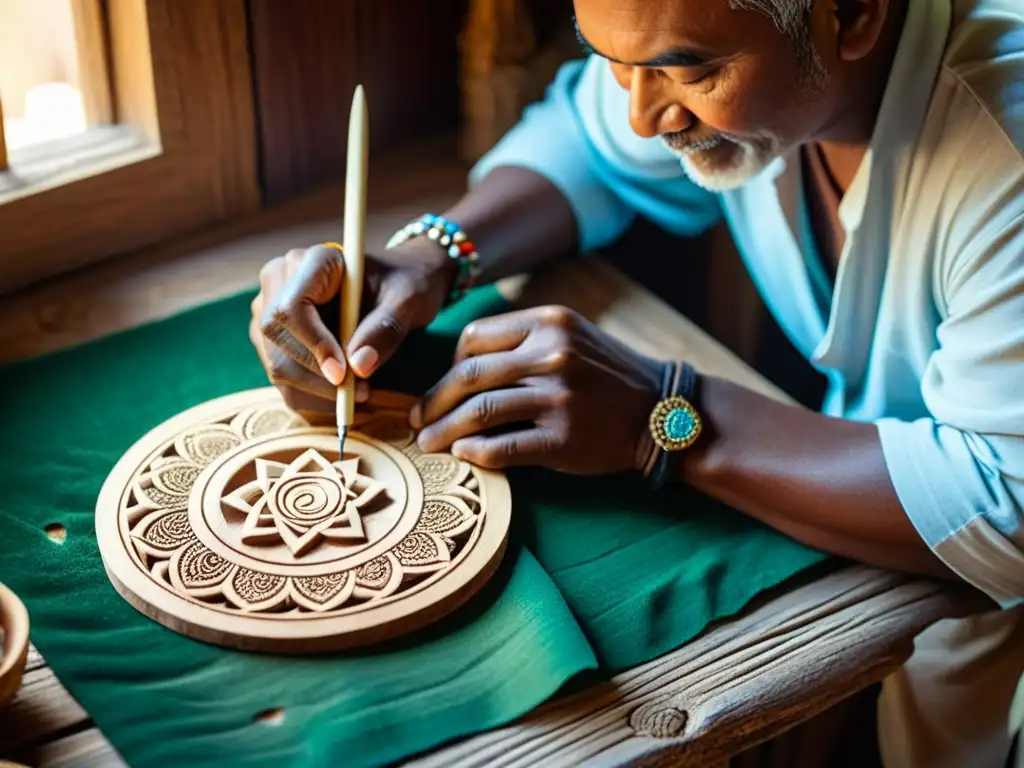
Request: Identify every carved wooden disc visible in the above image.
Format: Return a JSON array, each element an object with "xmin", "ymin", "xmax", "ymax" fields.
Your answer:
[{"xmin": 95, "ymin": 388, "xmax": 512, "ymax": 653}]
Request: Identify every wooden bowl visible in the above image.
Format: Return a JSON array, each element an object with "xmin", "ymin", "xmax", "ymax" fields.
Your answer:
[{"xmin": 0, "ymin": 582, "xmax": 29, "ymax": 706}]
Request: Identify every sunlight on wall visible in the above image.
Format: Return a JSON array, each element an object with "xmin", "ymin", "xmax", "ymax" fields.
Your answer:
[
  {"xmin": 0, "ymin": 0, "xmax": 85, "ymax": 154},
  {"xmin": 5, "ymin": 82, "xmax": 87, "ymax": 151}
]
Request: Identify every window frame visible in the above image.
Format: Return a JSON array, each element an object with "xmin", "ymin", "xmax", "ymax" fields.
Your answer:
[{"xmin": 0, "ymin": 0, "xmax": 259, "ymax": 293}]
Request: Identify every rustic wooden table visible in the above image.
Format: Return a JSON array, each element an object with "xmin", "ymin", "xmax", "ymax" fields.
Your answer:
[{"xmin": 0, "ymin": 170, "xmax": 985, "ymax": 767}]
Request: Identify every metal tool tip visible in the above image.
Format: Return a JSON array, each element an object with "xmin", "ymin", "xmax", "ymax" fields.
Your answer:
[{"xmin": 339, "ymin": 426, "xmax": 348, "ymax": 458}]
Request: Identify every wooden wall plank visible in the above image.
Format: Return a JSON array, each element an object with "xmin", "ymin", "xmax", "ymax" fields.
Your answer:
[
  {"xmin": 354, "ymin": 0, "xmax": 464, "ymax": 151},
  {"xmin": 247, "ymin": 0, "xmax": 465, "ymax": 204},
  {"xmin": 246, "ymin": 0, "xmax": 359, "ymax": 204}
]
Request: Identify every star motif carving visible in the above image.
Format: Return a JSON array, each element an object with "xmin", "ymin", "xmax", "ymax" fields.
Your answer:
[{"xmin": 222, "ymin": 449, "xmax": 386, "ymax": 558}]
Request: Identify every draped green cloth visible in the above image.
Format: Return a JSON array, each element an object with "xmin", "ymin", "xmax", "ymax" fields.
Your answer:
[{"xmin": 0, "ymin": 287, "xmax": 828, "ymax": 767}]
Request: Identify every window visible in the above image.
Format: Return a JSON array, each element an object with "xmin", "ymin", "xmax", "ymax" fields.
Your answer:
[
  {"xmin": 0, "ymin": 0, "xmax": 112, "ymax": 153},
  {"xmin": 0, "ymin": 0, "xmax": 259, "ymax": 292}
]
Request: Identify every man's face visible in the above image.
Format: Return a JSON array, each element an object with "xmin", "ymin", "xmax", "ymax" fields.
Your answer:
[{"xmin": 573, "ymin": 0, "xmax": 846, "ymax": 191}]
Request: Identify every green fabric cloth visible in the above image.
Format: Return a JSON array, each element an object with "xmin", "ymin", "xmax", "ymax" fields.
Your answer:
[{"xmin": 0, "ymin": 287, "xmax": 829, "ymax": 767}]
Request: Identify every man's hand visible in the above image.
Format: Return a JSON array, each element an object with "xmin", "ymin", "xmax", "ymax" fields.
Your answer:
[
  {"xmin": 249, "ymin": 242, "xmax": 454, "ymax": 421},
  {"xmin": 412, "ymin": 306, "xmax": 669, "ymax": 474}
]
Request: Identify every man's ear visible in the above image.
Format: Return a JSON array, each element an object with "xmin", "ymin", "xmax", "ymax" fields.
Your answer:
[{"xmin": 834, "ymin": 0, "xmax": 889, "ymax": 62}]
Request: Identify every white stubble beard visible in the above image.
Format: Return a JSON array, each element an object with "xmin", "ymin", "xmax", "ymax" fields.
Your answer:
[{"xmin": 661, "ymin": 132, "xmax": 783, "ymax": 192}]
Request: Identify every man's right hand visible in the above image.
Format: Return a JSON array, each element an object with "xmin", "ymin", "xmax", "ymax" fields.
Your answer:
[{"xmin": 249, "ymin": 241, "xmax": 454, "ymax": 421}]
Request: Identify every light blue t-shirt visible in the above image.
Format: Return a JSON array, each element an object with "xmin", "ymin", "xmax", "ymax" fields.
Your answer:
[{"xmin": 469, "ymin": 0, "xmax": 1024, "ymax": 606}]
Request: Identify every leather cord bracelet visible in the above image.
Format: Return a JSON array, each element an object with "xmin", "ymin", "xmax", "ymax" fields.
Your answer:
[{"xmin": 644, "ymin": 361, "xmax": 703, "ymax": 491}]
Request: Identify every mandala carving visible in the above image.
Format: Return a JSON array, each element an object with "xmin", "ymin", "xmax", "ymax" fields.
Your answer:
[
  {"xmin": 96, "ymin": 388, "xmax": 511, "ymax": 652},
  {"xmin": 223, "ymin": 450, "xmax": 386, "ymax": 557}
]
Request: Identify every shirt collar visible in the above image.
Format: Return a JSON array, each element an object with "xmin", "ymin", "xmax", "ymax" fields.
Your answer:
[
  {"xmin": 837, "ymin": 0, "xmax": 953, "ymax": 232},
  {"xmin": 764, "ymin": 1, "xmax": 954, "ymax": 231}
]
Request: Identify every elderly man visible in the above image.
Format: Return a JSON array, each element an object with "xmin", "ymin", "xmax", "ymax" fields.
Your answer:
[{"xmin": 249, "ymin": 0, "xmax": 1024, "ymax": 764}]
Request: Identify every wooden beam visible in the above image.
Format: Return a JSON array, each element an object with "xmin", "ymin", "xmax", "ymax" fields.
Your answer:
[
  {"xmin": 106, "ymin": 0, "xmax": 157, "ymax": 142},
  {"xmin": 71, "ymin": 0, "xmax": 114, "ymax": 126},
  {"xmin": 0, "ymin": 95, "xmax": 8, "ymax": 172}
]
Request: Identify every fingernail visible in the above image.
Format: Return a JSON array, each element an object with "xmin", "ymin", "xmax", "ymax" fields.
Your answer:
[
  {"xmin": 355, "ymin": 382, "xmax": 371, "ymax": 403},
  {"xmin": 451, "ymin": 440, "xmax": 466, "ymax": 460},
  {"xmin": 349, "ymin": 347, "xmax": 379, "ymax": 377},
  {"xmin": 321, "ymin": 357, "xmax": 345, "ymax": 386},
  {"xmin": 416, "ymin": 431, "xmax": 432, "ymax": 453},
  {"xmin": 409, "ymin": 404, "xmax": 423, "ymax": 429}
]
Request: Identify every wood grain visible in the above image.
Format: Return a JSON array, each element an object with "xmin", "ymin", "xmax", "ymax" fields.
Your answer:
[
  {"xmin": 0, "ymin": 662, "xmax": 89, "ymax": 755},
  {"xmin": 1, "ymin": 566, "xmax": 980, "ymax": 767},
  {"xmin": 403, "ymin": 567, "xmax": 983, "ymax": 768},
  {"xmin": 6, "ymin": 728, "xmax": 125, "ymax": 768},
  {"xmin": 0, "ymin": 96, "xmax": 9, "ymax": 172},
  {"xmin": 247, "ymin": 0, "xmax": 464, "ymax": 203},
  {"xmin": 71, "ymin": 0, "xmax": 113, "ymax": 126},
  {"xmin": 0, "ymin": 126, "xmax": 150, "ymax": 202},
  {"xmin": 106, "ymin": 0, "xmax": 157, "ymax": 142},
  {"xmin": 354, "ymin": 0, "xmax": 463, "ymax": 152},
  {"xmin": 246, "ymin": 0, "xmax": 358, "ymax": 205},
  {"xmin": 0, "ymin": 0, "xmax": 259, "ymax": 293}
]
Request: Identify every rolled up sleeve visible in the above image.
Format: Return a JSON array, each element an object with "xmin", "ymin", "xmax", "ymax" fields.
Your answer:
[
  {"xmin": 469, "ymin": 57, "xmax": 722, "ymax": 253},
  {"xmin": 877, "ymin": 209, "xmax": 1024, "ymax": 607}
]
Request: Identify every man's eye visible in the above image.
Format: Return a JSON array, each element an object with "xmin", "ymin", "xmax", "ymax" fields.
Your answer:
[{"xmin": 664, "ymin": 67, "xmax": 714, "ymax": 85}]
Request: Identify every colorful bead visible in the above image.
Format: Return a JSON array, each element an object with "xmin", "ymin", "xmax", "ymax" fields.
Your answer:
[{"xmin": 387, "ymin": 213, "xmax": 480, "ymax": 306}]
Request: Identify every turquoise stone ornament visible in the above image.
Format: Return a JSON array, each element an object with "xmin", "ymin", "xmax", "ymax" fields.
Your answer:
[
  {"xmin": 649, "ymin": 396, "xmax": 702, "ymax": 452},
  {"xmin": 664, "ymin": 408, "xmax": 696, "ymax": 441}
]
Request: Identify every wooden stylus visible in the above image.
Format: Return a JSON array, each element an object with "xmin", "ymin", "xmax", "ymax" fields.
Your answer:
[{"xmin": 338, "ymin": 84, "xmax": 368, "ymax": 457}]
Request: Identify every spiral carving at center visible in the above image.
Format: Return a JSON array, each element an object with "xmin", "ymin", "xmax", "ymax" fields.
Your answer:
[
  {"xmin": 272, "ymin": 475, "xmax": 346, "ymax": 525},
  {"xmin": 223, "ymin": 449, "xmax": 387, "ymax": 559}
]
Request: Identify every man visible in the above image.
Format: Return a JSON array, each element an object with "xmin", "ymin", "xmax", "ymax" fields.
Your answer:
[{"xmin": 249, "ymin": 0, "xmax": 1024, "ymax": 764}]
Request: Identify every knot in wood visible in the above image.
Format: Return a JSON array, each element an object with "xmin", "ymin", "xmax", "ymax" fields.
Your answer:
[{"xmin": 631, "ymin": 704, "xmax": 688, "ymax": 739}]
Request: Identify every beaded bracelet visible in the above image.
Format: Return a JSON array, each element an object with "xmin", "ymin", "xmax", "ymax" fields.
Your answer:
[{"xmin": 386, "ymin": 213, "xmax": 480, "ymax": 305}]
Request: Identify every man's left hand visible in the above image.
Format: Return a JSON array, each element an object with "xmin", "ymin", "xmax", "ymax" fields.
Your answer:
[{"xmin": 411, "ymin": 306, "xmax": 669, "ymax": 475}]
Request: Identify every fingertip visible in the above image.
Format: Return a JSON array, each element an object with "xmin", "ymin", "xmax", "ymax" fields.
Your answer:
[
  {"xmin": 320, "ymin": 357, "xmax": 346, "ymax": 386},
  {"xmin": 349, "ymin": 346, "xmax": 380, "ymax": 378},
  {"xmin": 409, "ymin": 403, "xmax": 423, "ymax": 429},
  {"xmin": 450, "ymin": 439, "xmax": 468, "ymax": 461}
]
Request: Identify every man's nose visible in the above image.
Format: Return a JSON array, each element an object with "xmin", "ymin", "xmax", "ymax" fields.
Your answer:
[{"xmin": 627, "ymin": 67, "xmax": 693, "ymax": 139}]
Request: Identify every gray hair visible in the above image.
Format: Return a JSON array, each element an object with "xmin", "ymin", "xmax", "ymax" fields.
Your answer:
[
  {"xmin": 728, "ymin": 0, "xmax": 826, "ymax": 90},
  {"xmin": 728, "ymin": 0, "xmax": 816, "ymax": 40}
]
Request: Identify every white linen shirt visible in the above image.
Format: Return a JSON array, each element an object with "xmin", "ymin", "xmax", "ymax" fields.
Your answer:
[{"xmin": 469, "ymin": 0, "xmax": 1024, "ymax": 606}]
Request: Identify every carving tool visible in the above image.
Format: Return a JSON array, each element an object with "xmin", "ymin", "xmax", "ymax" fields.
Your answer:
[{"xmin": 338, "ymin": 84, "xmax": 368, "ymax": 458}]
